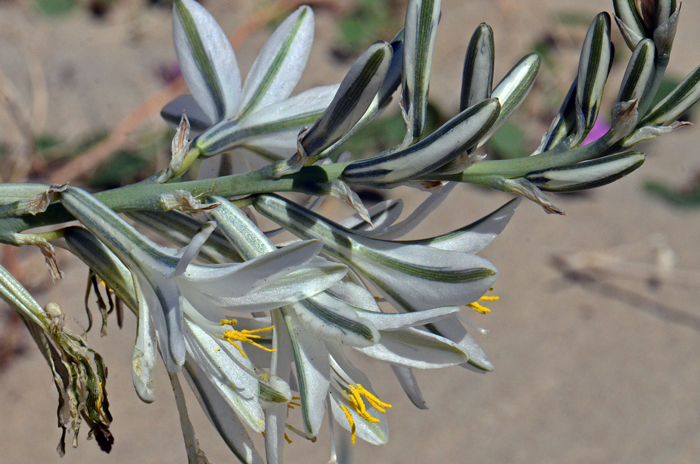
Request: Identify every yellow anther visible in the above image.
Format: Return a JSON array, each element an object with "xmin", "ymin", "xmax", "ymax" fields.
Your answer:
[
  {"xmin": 214, "ymin": 347, "xmax": 221, "ymax": 352},
  {"xmin": 261, "ymin": 431, "xmax": 265, "ymax": 438},
  {"xmin": 289, "ymin": 401, "xmax": 301, "ymax": 407},
  {"xmin": 284, "ymin": 433, "xmax": 293, "ymax": 444},
  {"xmin": 355, "ymin": 384, "xmax": 392, "ymax": 413},
  {"xmin": 467, "ymin": 301, "xmax": 491, "ymax": 314},
  {"xmin": 467, "ymin": 289, "xmax": 499, "ymax": 313},
  {"xmin": 342, "ymin": 384, "xmax": 391, "ymax": 424},
  {"xmin": 338, "ymin": 403, "xmax": 357, "ymax": 445},
  {"xmin": 219, "ymin": 319, "xmax": 276, "ymax": 358}
]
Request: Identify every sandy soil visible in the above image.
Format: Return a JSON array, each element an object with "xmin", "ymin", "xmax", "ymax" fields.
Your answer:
[{"xmin": 1, "ymin": 0, "xmax": 699, "ymax": 463}]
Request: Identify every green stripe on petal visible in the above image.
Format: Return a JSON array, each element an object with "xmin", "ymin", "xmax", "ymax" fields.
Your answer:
[
  {"xmin": 173, "ymin": 0, "xmax": 241, "ymax": 123},
  {"xmin": 342, "ymin": 98, "xmax": 500, "ymax": 185},
  {"xmin": 238, "ymin": 6, "xmax": 314, "ymax": 119},
  {"xmin": 402, "ymin": 0, "xmax": 441, "ymax": 143}
]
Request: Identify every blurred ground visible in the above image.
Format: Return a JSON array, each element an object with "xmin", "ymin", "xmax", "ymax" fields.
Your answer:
[{"xmin": 1, "ymin": 0, "xmax": 700, "ymax": 463}]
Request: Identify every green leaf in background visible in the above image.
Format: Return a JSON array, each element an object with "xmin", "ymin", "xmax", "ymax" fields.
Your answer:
[
  {"xmin": 486, "ymin": 120, "xmax": 528, "ymax": 159},
  {"xmin": 334, "ymin": 0, "xmax": 403, "ymax": 59},
  {"xmin": 337, "ymin": 101, "xmax": 445, "ymax": 159},
  {"xmin": 35, "ymin": 0, "xmax": 77, "ymax": 16},
  {"xmin": 644, "ymin": 177, "xmax": 700, "ymax": 208}
]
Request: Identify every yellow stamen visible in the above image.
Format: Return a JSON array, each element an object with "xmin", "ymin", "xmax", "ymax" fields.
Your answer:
[
  {"xmin": 288, "ymin": 401, "xmax": 301, "ymax": 407},
  {"xmin": 342, "ymin": 384, "xmax": 392, "ymax": 424},
  {"xmin": 338, "ymin": 403, "xmax": 357, "ymax": 445},
  {"xmin": 467, "ymin": 301, "xmax": 491, "ymax": 314},
  {"xmin": 219, "ymin": 319, "xmax": 276, "ymax": 358},
  {"xmin": 261, "ymin": 431, "xmax": 265, "ymax": 438},
  {"xmin": 356, "ymin": 384, "xmax": 392, "ymax": 413},
  {"xmin": 467, "ymin": 288, "xmax": 500, "ymax": 313},
  {"xmin": 284, "ymin": 433, "xmax": 293, "ymax": 444}
]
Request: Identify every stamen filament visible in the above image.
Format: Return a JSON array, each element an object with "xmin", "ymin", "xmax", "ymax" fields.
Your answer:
[
  {"xmin": 285, "ymin": 424, "xmax": 317, "ymax": 442},
  {"xmin": 338, "ymin": 403, "xmax": 357, "ymax": 445}
]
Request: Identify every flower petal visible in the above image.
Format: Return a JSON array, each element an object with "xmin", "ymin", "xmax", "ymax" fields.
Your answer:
[
  {"xmin": 238, "ymin": 6, "xmax": 314, "ymax": 119},
  {"xmin": 294, "ymin": 293, "xmax": 380, "ymax": 348},
  {"xmin": 183, "ymin": 360, "xmax": 264, "ymax": 463},
  {"xmin": 173, "ymin": 0, "xmax": 241, "ymax": 123},
  {"xmin": 352, "ymin": 305, "xmax": 460, "ymax": 330},
  {"xmin": 402, "ymin": 0, "xmax": 442, "ymax": 143},
  {"xmin": 132, "ymin": 278, "xmax": 158, "ymax": 403},
  {"xmin": 357, "ymin": 327, "xmax": 468, "ymax": 368},
  {"xmin": 185, "ymin": 319, "xmax": 264, "ymax": 431},
  {"xmin": 390, "ymin": 365, "xmax": 427, "ymax": 409},
  {"xmin": 195, "ymin": 84, "xmax": 338, "ymax": 157},
  {"xmin": 407, "ymin": 197, "xmax": 520, "ymax": 253},
  {"xmin": 281, "ymin": 305, "xmax": 329, "ymax": 437}
]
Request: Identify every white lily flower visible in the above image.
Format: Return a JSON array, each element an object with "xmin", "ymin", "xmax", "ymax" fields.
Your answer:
[
  {"xmin": 60, "ymin": 188, "xmax": 344, "ymax": 375},
  {"xmin": 164, "ymin": 0, "xmax": 339, "ymax": 161},
  {"xmin": 205, "ymin": 196, "xmax": 474, "ymax": 456},
  {"xmin": 252, "ymin": 193, "xmax": 520, "ymax": 371},
  {"xmin": 252, "ymin": 193, "xmax": 502, "ymax": 311}
]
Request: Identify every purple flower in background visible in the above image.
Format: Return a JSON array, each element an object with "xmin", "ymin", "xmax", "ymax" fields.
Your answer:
[{"xmin": 582, "ymin": 119, "xmax": 611, "ymax": 145}]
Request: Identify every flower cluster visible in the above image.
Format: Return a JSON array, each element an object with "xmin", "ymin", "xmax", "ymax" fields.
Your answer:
[{"xmin": 0, "ymin": 0, "xmax": 698, "ymax": 463}]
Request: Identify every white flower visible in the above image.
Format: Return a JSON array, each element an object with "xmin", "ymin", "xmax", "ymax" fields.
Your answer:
[
  {"xmin": 60, "ymin": 187, "xmax": 346, "ymax": 378},
  {"xmin": 164, "ymin": 0, "xmax": 339, "ymax": 163}
]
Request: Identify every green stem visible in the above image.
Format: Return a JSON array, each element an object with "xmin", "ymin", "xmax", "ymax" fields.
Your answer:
[{"xmin": 0, "ymin": 163, "xmax": 347, "ymax": 237}]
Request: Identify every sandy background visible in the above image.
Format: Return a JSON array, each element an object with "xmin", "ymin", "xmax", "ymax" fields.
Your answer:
[{"xmin": 1, "ymin": 0, "xmax": 700, "ymax": 463}]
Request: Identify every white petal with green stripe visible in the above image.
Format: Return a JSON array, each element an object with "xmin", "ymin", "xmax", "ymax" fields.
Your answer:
[
  {"xmin": 252, "ymin": 194, "xmax": 498, "ymax": 313},
  {"xmin": 402, "ymin": 0, "xmax": 441, "ymax": 143},
  {"xmin": 341, "ymin": 98, "xmax": 500, "ymax": 185},
  {"xmin": 184, "ymin": 318, "xmax": 264, "ymax": 432},
  {"xmin": 480, "ymin": 54, "xmax": 540, "ymax": 148},
  {"xmin": 183, "ymin": 360, "xmax": 264, "ymax": 464},
  {"xmin": 195, "ymin": 84, "xmax": 338, "ymax": 157},
  {"xmin": 461, "ymin": 23, "xmax": 495, "ymax": 111},
  {"xmin": 281, "ymin": 305, "xmax": 329, "ymax": 437},
  {"xmin": 526, "ymin": 152, "xmax": 645, "ymax": 192},
  {"xmin": 293, "ymin": 293, "xmax": 379, "ymax": 348},
  {"xmin": 173, "ymin": 0, "xmax": 241, "ymax": 123},
  {"xmin": 238, "ymin": 6, "xmax": 314, "ymax": 119},
  {"xmin": 357, "ymin": 327, "xmax": 468, "ymax": 368},
  {"xmin": 574, "ymin": 13, "xmax": 613, "ymax": 146},
  {"xmin": 301, "ymin": 42, "xmax": 392, "ymax": 159}
]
